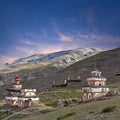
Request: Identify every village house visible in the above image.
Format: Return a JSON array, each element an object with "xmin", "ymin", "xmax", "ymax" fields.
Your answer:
[{"xmin": 52, "ymin": 78, "xmax": 81, "ymax": 89}]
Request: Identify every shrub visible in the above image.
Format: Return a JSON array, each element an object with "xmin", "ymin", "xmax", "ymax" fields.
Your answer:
[
  {"xmin": 89, "ymin": 111, "xmax": 95, "ymax": 114},
  {"xmin": 0, "ymin": 110, "xmax": 12, "ymax": 119},
  {"xmin": 57, "ymin": 112, "xmax": 75, "ymax": 120},
  {"xmin": 40, "ymin": 109, "xmax": 55, "ymax": 114},
  {"xmin": 101, "ymin": 105, "xmax": 116, "ymax": 113}
]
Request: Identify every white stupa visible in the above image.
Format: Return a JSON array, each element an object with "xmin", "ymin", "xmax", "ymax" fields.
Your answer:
[
  {"xmin": 5, "ymin": 76, "xmax": 39, "ymax": 108},
  {"xmin": 82, "ymin": 68, "xmax": 110, "ymax": 101}
]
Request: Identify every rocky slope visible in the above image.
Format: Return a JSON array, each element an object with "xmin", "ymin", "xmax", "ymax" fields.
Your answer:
[{"xmin": 44, "ymin": 47, "xmax": 120, "ymax": 85}]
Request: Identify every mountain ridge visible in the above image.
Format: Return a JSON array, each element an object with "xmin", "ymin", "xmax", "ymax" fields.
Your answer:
[
  {"xmin": 1, "ymin": 47, "xmax": 102, "ymax": 73},
  {"xmin": 7, "ymin": 47, "xmax": 102, "ymax": 65}
]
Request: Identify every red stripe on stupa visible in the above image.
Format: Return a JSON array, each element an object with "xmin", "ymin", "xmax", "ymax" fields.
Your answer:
[{"xmin": 15, "ymin": 76, "xmax": 20, "ymax": 81}]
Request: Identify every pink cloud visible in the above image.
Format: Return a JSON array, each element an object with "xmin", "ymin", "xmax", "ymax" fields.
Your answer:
[
  {"xmin": 21, "ymin": 40, "xmax": 37, "ymax": 46},
  {"xmin": 0, "ymin": 55, "xmax": 17, "ymax": 64},
  {"xmin": 77, "ymin": 33, "xmax": 89, "ymax": 39},
  {"xmin": 15, "ymin": 44, "xmax": 64, "ymax": 55},
  {"xmin": 15, "ymin": 47, "xmax": 36, "ymax": 55},
  {"xmin": 39, "ymin": 46, "xmax": 63, "ymax": 54},
  {"xmin": 57, "ymin": 32, "xmax": 73, "ymax": 42}
]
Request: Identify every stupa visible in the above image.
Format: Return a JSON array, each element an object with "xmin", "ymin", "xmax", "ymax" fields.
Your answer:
[
  {"xmin": 82, "ymin": 68, "xmax": 110, "ymax": 101},
  {"xmin": 5, "ymin": 76, "xmax": 39, "ymax": 107}
]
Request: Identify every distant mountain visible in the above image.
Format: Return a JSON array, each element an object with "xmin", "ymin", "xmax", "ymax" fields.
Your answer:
[{"xmin": 2, "ymin": 47, "xmax": 102, "ymax": 73}]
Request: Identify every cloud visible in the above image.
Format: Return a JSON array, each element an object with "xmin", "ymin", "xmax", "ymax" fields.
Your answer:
[
  {"xmin": 0, "ymin": 55, "xmax": 17, "ymax": 64},
  {"xmin": 16, "ymin": 32, "xmax": 120, "ymax": 57},
  {"xmin": 39, "ymin": 46, "xmax": 63, "ymax": 54},
  {"xmin": 77, "ymin": 33, "xmax": 89, "ymax": 39},
  {"xmin": 1, "ymin": 28, "xmax": 119, "ymax": 65},
  {"xmin": 15, "ymin": 47, "xmax": 36, "ymax": 55},
  {"xmin": 76, "ymin": 32, "xmax": 120, "ymax": 43},
  {"xmin": 21, "ymin": 40, "xmax": 37, "ymax": 46},
  {"xmin": 89, "ymin": 34, "xmax": 120, "ymax": 43},
  {"xmin": 56, "ymin": 32, "xmax": 74, "ymax": 42},
  {"xmin": 15, "ymin": 44, "xmax": 64, "ymax": 55}
]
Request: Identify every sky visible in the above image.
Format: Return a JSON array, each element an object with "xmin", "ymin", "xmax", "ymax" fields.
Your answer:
[{"xmin": 0, "ymin": 0, "xmax": 120, "ymax": 65}]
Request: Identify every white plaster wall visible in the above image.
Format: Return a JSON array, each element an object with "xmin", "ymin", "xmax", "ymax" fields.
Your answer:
[{"xmin": 25, "ymin": 92, "xmax": 35, "ymax": 97}]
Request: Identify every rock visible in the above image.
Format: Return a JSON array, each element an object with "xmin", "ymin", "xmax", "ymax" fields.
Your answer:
[{"xmin": 54, "ymin": 100, "xmax": 65, "ymax": 107}]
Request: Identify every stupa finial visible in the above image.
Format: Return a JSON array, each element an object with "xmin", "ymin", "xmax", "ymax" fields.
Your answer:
[{"xmin": 94, "ymin": 63, "xmax": 98, "ymax": 71}]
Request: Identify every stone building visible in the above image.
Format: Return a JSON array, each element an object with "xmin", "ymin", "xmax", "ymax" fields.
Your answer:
[{"xmin": 52, "ymin": 79, "xmax": 81, "ymax": 89}]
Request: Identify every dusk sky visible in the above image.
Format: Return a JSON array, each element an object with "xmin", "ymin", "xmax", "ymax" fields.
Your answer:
[{"xmin": 0, "ymin": 0, "xmax": 120, "ymax": 65}]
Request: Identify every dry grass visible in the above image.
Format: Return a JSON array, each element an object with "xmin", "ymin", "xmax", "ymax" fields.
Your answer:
[
  {"xmin": 39, "ymin": 88, "xmax": 82, "ymax": 106},
  {"xmin": 108, "ymin": 82, "xmax": 120, "ymax": 91},
  {"xmin": 22, "ymin": 96, "xmax": 120, "ymax": 120}
]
